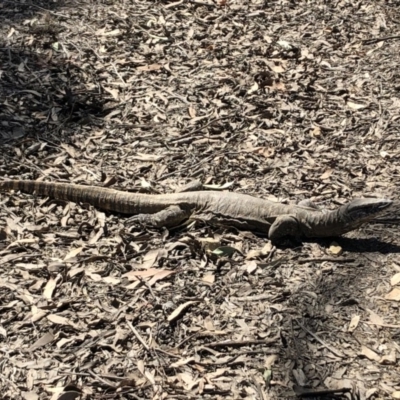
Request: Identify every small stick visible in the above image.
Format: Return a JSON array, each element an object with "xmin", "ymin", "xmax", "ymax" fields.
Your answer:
[
  {"xmin": 294, "ymin": 385, "xmax": 351, "ymax": 397},
  {"xmin": 206, "ymin": 338, "xmax": 278, "ymax": 348},
  {"xmin": 363, "ymin": 35, "xmax": 400, "ymax": 44},
  {"xmin": 296, "ymin": 321, "xmax": 345, "ymax": 358},
  {"xmin": 127, "ymin": 321, "xmax": 150, "ymax": 351}
]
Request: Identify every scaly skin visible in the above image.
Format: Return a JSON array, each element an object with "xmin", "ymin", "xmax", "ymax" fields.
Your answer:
[{"xmin": 0, "ymin": 180, "xmax": 393, "ymax": 241}]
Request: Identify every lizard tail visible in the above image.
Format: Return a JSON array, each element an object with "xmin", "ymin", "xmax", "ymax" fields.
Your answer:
[{"xmin": 0, "ymin": 179, "xmax": 137, "ymax": 214}]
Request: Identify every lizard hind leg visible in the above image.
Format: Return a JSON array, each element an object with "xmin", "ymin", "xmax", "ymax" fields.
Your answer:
[
  {"xmin": 268, "ymin": 215, "xmax": 302, "ymax": 241},
  {"xmin": 125, "ymin": 206, "xmax": 191, "ymax": 228}
]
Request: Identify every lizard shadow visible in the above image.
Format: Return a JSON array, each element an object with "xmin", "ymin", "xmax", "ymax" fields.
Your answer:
[
  {"xmin": 332, "ymin": 237, "xmax": 400, "ymax": 254},
  {"xmin": 175, "ymin": 223, "xmax": 400, "ymax": 254},
  {"xmin": 273, "ymin": 236, "xmax": 400, "ymax": 254}
]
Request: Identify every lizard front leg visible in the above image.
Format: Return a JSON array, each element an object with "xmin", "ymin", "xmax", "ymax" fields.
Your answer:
[
  {"xmin": 268, "ymin": 215, "xmax": 303, "ymax": 241},
  {"xmin": 125, "ymin": 206, "xmax": 191, "ymax": 228}
]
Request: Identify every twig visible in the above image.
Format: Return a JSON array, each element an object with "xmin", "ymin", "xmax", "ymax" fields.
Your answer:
[
  {"xmin": 88, "ymin": 370, "xmax": 117, "ymax": 389},
  {"xmin": 297, "ymin": 257, "xmax": 356, "ymax": 264},
  {"xmin": 57, "ymin": 371, "xmax": 126, "ymax": 380},
  {"xmin": 363, "ymin": 35, "xmax": 400, "ymax": 44},
  {"xmin": 149, "ymin": 83, "xmax": 190, "ymax": 105},
  {"xmin": 294, "ymin": 385, "xmax": 351, "ymax": 397},
  {"xmin": 363, "ymin": 321, "xmax": 400, "ymax": 329},
  {"xmin": 206, "ymin": 337, "xmax": 278, "ymax": 348},
  {"xmin": 233, "ymin": 294, "xmax": 272, "ymax": 302},
  {"xmin": 111, "ymin": 63, "xmax": 126, "ymax": 86},
  {"xmin": 190, "ymin": 0, "xmax": 216, "ymax": 7},
  {"xmin": 164, "ymin": 0, "xmax": 184, "ymax": 8},
  {"xmin": 127, "ymin": 320, "xmax": 150, "ymax": 351},
  {"xmin": 137, "ymin": 276, "xmax": 158, "ymax": 303},
  {"xmin": 195, "ymin": 354, "xmax": 241, "ymax": 366},
  {"xmin": 154, "ymin": 348, "xmax": 181, "ymax": 358},
  {"xmin": 296, "ymin": 321, "xmax": 345, "ymax": 358}
]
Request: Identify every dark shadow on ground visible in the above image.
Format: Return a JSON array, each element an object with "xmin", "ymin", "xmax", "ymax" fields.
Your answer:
[
  {"xmin": 298, "ymin": 234, "xmax": 400, "ymax": 254},
  {"xmin": 254, "ymin": 228, "xmax": 400, "ymax": 253},
  {"xmin": 0, "ymin": 0, "xmax": 109, "ymax": 143},
  {"xmin": 0, "ymin": 47, "xmax": 106, "ymax": 142},
  {"xmin": 336, "ymin": 236, "xmax": 400, "ymax": 254}
]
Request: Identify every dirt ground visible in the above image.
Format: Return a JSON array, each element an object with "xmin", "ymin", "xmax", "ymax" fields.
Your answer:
[{"xmin": 1, "ymin": 0, "xmax": 400, "ymax": 399}]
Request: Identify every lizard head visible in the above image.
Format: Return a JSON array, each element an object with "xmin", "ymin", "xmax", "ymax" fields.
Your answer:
[{"xmin": 341, "ymin": 198, "xmax": 393, "ymax": 229}]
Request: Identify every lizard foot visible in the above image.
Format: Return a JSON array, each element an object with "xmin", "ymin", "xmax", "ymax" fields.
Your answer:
[
  {"xmin": 269, "ymin": 215, "xmax": 302, "ymax": 241},
  {"xmin": 124, "ymin": 206, "xmax": 191, "ymax": 229}
]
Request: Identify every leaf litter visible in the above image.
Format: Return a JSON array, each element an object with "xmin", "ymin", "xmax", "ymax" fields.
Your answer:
[{"xmin": 0, "ymin": 0, "xmax": 400, "ymax": 398}]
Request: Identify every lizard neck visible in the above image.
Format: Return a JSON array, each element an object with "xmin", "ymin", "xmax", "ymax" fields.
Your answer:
[{"xmin": 299, "ymin": 208, "xmax": 351, "ymax": 238}]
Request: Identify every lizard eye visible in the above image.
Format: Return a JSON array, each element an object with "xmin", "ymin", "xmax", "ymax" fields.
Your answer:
[{"xmin": 348, "ymin": 209, "xmax": 369, "ymax": 220}]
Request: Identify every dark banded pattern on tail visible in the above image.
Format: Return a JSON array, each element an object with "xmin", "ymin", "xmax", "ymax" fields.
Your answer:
[{"xmin": 0, "ymin": 179, "xmax": 155, "ymax": 214}]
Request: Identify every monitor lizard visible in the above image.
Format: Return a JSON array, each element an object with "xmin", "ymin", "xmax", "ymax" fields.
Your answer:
[{"xmin": 0, "ymin": 179, "xmax": 393, "ymax": 241}]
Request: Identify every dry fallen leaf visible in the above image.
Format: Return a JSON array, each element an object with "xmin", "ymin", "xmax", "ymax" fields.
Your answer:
[
  {"xmin": 348, "ymin": 315, "xmax": 360, "ymax": 332},
  {"xmin": 367, "ymin": 309, "xmax": 384, "ymax": 326},
  {"xmin": 103, "ymin": 86, "xmax": 119, "ymax": 100},
  {"xmin": 27, "ymin": 332, "xmax": 55, "ymax": 352},
  {"xmin": 148, "ymin": 270, "xmax": 175, "ymax": 285},
  {"xmin": 246, "ymin": 260, "xmax": 258, "ymax": 274},
  {"xmin": 380, "ymin": 349, "xmax": 396, "ymax": 365},
  {"xmin": 64, "ymin": 247, "xmax": 84, "ymax": 261},
  {"xmin": 204, "ymin": 316, "xmax": 215, "ymax": 331},
  {"xmin": 320, "ymin": 169, "xmax": 333, "ymax": 180},
  {"xmin": 390, "ymin": 273, "xmax": 400, "ymax": 286},
  {"xmin": 102, "ymin": 276, "xmax": 121, "ymax": 285},
  {"xmin": 365, "ymin": 388, "xmax": 378, "ymax": 399},
  {"xmin": 328, "ymin": 242, "xmax": 343, "ymax": 256},
  {"xmin": 170, "ymin": 357, "xmax": 196, "ymax": 368},
  {"xmin": 137, "ymin": 359, "xmax": 145, "ymax": 375},
  {"xmin": 199, "ymin": 237, "xmax": 222, "ymax": 252},
  {"xmin": 188, "ymin": 106, "xmax": 196, "ymax": 118},
  {"xmin": 246, "ymin": 248, "xmax": 263, "ymax": 259},
  {"xmin": 311, "ymin": 125, "xmax": 321, "ymax": 137},
  {"xmin": 43, "ymin": 278, "xmax": 56, "ymax": 300},
  {"xmin": 265, "ymin": 60, "xmax": 285, "ymax": 73},
  {"xmin": 102, "ymin": 28, "xmax": 121, "ymax": 37},
  {"xmin": 385, "ymin": 288, "xmax": 400, "ymax": 301},
  {"xmin": 130, "ymin": 248, "xmax": 164, "ymax": 270},
  {"xmin": 272, "ymin": 80, "xmax": 286, "ymax": 91},
  {"xmin": 47, "ymin": 314, "xmax": 80, "ymax": 330},
  {"xmin": 254, "ymin": 146, "xmax": 275, "ymax": 158},
  {"xmin": 168, "ymin": 301, "xmax": 199, "ymax": 322},
  {"xmin": 203, "ymin": 181, "xmax": 234, "ymax": 190},
  {"xmin": 261, "ymin": 242, "xmax": 273, "ymax": 255},
  {"xmin": 202, "ymin": 274, "xmax": 215, "ymax": 284},
  {"xmin": 347, "ymin": 101, "xmax": 367, "ymax": 110},
  {"xmin": 137, "ymin": 64, "xmax": 162, "ymax": 71},
  {"xmin": 361, "ymin": 345, "xmax": 380, "ymax": 362},
  {"xmin": 131, "ymin": 153, "xmax": 164, "ymax": 161}
]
